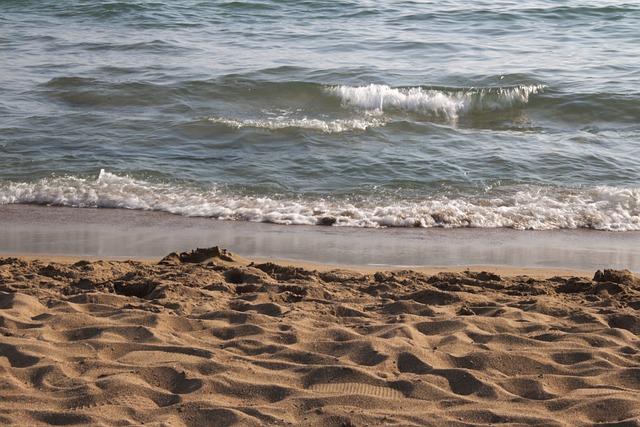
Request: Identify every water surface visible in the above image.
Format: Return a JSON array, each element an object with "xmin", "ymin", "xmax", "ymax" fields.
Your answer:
[{"xmin": 1, "ymin": 1, "xmax": 639, "ymax": 230}]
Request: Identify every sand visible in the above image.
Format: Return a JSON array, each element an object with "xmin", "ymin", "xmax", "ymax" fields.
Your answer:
[{"xmin": 1, "ymin": 246, "xmax": 639, "ymax": 426}]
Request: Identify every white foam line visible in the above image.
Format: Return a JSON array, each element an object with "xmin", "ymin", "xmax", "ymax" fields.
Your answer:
[
  {"xmin": 208, "ymin": 116, "xmax": 384, "ymax": 132},
  {"xmin": 1, "ymin": 170, "xmax": 638, "ymax": 231}
]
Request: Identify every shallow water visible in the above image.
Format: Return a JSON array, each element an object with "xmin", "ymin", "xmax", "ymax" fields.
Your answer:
[{"xmin": 1, "ymin": 1, "xmax": 639, "ymax": 230}]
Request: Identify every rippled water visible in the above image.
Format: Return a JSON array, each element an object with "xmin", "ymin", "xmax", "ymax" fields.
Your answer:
[{"xmin": 1, "ymin": 1, "xmax": 639, "ymax": 230}]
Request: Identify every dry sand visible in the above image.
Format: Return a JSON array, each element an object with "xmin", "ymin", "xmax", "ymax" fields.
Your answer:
[{"xmin": 1, "ymin": 247, "xmax": 639, "ymax": 426}]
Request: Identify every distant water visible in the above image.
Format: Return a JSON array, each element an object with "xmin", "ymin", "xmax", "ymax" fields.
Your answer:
[{"xmin": 1, "ymin": 1, "xmax": 639, "ymax": 230}]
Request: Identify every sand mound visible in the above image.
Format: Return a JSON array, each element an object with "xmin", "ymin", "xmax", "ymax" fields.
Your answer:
[
  {"xmin": 1, "ymin": 250, "xmax": 639, "ymax": 426},
  {"xmin": 160, "ymin": 246, "xmax": 248, "ymax": 266}
]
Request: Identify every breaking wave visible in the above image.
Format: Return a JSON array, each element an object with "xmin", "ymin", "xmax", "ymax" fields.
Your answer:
[
  {"xmin": 328, "ymin": 84, "xmax": 546, "ymax": 119},
  {"xmin": 2, "ymin": 170, "xmax": 638, "ymax": 231}
]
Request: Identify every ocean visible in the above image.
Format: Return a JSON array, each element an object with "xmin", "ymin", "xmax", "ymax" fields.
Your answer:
[{"xmin": 2, "ymin": 1, "xmax": 639, "ymax": 231}]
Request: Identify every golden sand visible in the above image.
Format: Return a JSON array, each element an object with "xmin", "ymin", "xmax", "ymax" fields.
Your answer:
[{"xmin": 1, "ymin": 247, "xmax": 639, "ymax": 426}]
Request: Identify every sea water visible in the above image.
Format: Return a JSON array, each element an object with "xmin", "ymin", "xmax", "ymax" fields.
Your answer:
[{"xmin": 1, "ymin": 1, "xmax": 639, "ymax": 230}]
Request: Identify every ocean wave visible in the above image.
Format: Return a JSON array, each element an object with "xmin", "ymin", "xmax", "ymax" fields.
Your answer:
[
  {"xmin": 2, "ymin": 170, "xmax": 638, "ymax": 231},
  {"xmin": 206, "ymin": 83, "xmax": 545, "ymax": 130},
  {"xmin": 328, "ymin": 84, "xmax": 546, "ymax": 119}
]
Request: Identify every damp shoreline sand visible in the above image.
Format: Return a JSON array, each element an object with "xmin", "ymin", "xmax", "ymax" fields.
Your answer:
[{"xmin": 2, "ymin": 204, "xmax": 639, "ymax": 273}]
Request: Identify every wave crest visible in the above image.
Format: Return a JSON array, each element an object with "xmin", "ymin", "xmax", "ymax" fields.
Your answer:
[{"xmin": 328, "ymin": 84, "xmax": 545, "ymax": 119}]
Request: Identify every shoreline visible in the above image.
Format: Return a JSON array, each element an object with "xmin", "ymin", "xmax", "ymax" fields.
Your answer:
[{"xmin": 1, "ymin": 204, "xmax": 639, "ymax": 273}]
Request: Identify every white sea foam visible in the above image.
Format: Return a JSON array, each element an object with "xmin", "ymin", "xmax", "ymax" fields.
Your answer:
[
  {"xmin": 1, "ymin": 171, "xmax": 638, "ymax": 231},
  {"xmin": 208, "ymin": 116, "xmax": 384, "ymax": 132},
  {"xmin": 328, "ymin": 84, "xmax": 546, "ymax": 119}
]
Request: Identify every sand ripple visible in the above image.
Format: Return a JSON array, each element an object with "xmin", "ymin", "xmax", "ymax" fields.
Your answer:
[{"xmin": 1, "ymin": 249, "xmax": 639, "ymax": 426}]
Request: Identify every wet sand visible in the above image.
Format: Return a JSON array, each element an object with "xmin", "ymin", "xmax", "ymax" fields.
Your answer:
[{"xmin": 1, "ymin": 204, "xmax": 639, "ymax": 271}]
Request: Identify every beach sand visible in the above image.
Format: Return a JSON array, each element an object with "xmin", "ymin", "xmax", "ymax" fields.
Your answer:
[{"xmin": 1, "ymin": 246, "xmax": 639, "ymax": 426}]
